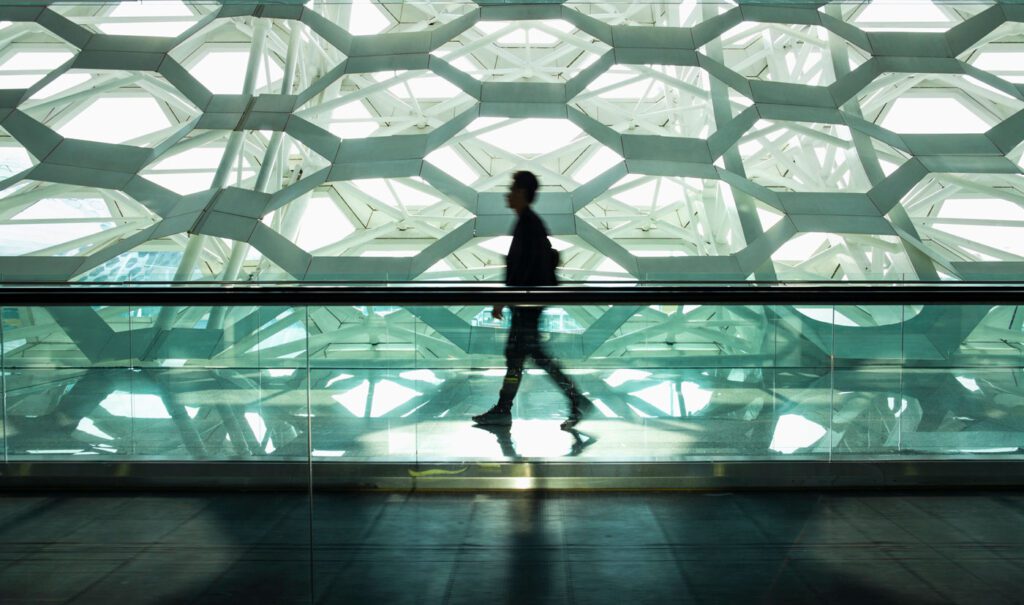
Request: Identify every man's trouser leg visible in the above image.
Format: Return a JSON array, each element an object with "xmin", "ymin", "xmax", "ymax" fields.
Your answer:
[
  {"xmin": 513, "ymin": 308, "xmax": 587, "ymax": 412},
  {"xmin": 528, "ymin": 333, "xmax": 587, "ymax": 412},
  {"xmin": 496, "ymin": 308, "xmax": 531, "ymax": 409}
]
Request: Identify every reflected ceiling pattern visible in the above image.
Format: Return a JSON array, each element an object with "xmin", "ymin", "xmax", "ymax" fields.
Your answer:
[
  {"xmin": 3, "ymin": 299, "xmax": 1022, "ymax": 460},
  {"xmin": 0, "ymin": 1, "xmax": 1022, "ymax": 281}
]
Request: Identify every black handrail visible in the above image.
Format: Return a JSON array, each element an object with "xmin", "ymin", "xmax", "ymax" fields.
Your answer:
[{"xmin": 0, "ymin": 282, "xmax": 1022, "ymax": 306}]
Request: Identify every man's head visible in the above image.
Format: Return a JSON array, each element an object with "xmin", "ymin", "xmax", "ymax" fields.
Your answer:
[{"xmin": 507, "ymin": 170, "xmax": 539, "ymax": 214}]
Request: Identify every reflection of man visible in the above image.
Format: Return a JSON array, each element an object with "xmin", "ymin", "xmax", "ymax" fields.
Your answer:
[{"xmin": 473, "ymin": 171, "xmax": 591, "ymax": 430}]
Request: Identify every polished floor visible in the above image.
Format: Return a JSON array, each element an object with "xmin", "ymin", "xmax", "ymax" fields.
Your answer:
[{"xmin": 1, "ymin": 490, "xmax": 1023, "ymax": 604}]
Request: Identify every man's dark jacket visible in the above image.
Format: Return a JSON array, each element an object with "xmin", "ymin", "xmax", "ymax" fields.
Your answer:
[{"xmin": 505, "ymin": 206, "xmax": 556, "ymax": 287}]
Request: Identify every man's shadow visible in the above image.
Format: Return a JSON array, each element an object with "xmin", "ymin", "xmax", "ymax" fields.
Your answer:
[{"xmin": 472, "ymin": 424, "xmax": 598, "ymax": 458}]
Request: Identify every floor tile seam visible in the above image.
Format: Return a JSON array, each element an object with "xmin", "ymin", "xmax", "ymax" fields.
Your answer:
[
  {"xmin": 823, "ymin": 499, "xmax": 897, "ymax": 540},
  {"xmin": 734, "ymin": 494, "xmax": 824, "ymax": 599},
  {"xmin": 0, "ymin": 499, "xmax": 70, "ymax": 538},
  {"xmin": 246, "ymin": 499, "xmax": 311, "ymax": 547},
  {"xmin": 888, "ymin": 554, "xmax": 985, "ymax": 604},
  {"xmin": 989, "ymin": 495, "xmax": 1024, "ymax": 521},
  {"xmin": 898, "ymin": 498, "xmax": 1024, "ymax": 570},
  {"xmin": 890, "ymin": 521, "xmax": 1024, "ymax": 602},
  {"xmin": 5, "ymin": 499, "xmax": 116, "ymax": 544},
  {"xmin": 166, "ymin": 496, "xmax": 223, "ymax": 534},
  {"xmin": 646, "ymin": 503, "xmax": 701, "ymax": 603},
  {"xmin": 558, "ymin": 497, "xmax": 575, "ymax": 605},
  {"xmin": 57, "ymin": 524, "xmax": 168, "ymax": 604},
  {"xmin": 162, "ymin": 502, "xmax": 305, "ymax": 599},
  {"xmin": 826, "ymin": 499, "xmax": 918, "ymax": 555},
  {"xmin": 890, "ymin": 498, "xmax": 981, "ymax": 544},
  {"xmin": 309, "ymin": 501, "xmax": 394, "ymax": 602},
  {"xmin": 440, "ymin": 494, "xmax": 481, "ymax": 605},
  {"xmin": 327, "ymin": 495, "xmax": 391, "ymax": 557},
  {"xmin": 857, "ymin": 495, "xmax": 979, "ymax": 566},
  {"xmin": 728, "ymin": 495, "xmax": 779, "ymax": 543},
  {"xmin": 311, "ymin": 559, "xmax": 355, "ymax": 605}
]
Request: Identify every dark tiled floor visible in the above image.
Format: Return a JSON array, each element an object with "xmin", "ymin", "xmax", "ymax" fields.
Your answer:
[{"xmin": 1, "ymin": 490, "xmax": 1023, "ymax": 604}]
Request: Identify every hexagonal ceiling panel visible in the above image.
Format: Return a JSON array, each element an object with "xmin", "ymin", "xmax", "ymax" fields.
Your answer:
[
  {"xmin": 566, "ymin": 1, "xmax": 729, "ymax": 27},
  {"xmin": 169, "ymin": 15, "xmax": 344, "ymax": 96},
  {"xmin": 267, "ymin": 176, "xmax": 472, "ymax": 256},
  {"xmin": 0, "ymin": 181, "xmax": 158, "ymax": 257},
  {"xmin": 327, "ymin": 0, "xmax": 476, "ymax": 36},
  {"xmin": 897, "ymin": 173, "xmax": 1024, "ymax": 263},
  {"xmin": 51, "ymin": 2, "xmax": 215, "ymax": 37},
  {"xmin": 571, "ymin": 65, "xmax": 749, "ymax": 138},
  {"xmin": 858, "ymin": 73, "xmax": 1024, "ymax": 134},
  {"xmin": 578, "ymin": 174, "xmax": 749, "ymax": 257},
  {"xmin": 426, "ymin": 117, "xmax": 622, "ymax": 190},
  {"xmin": 710, "ymin": 22, "xmax": 869, "ymax": 86},
  {"xmin": 22, "ymin": 70, "xmax": 200, "ymax": 147},
  {"xmin": 737, "ymin": 119, "xmax": 909, "ymax": 193},
  {"xmin": 297, "ymin": 69, "xmax": 476, "ymax": 139},
  {"xmin": 827, "ymin": 1, "xmax": 989, "ymax": 33},
  {"xmin": 432, "ymin": 19, "xmax": 610, "ymax": 82},
  {"xmin": 0, "ymin": 23, "xmax": 77, "ymax": 90},
  {"xmin": 0, "ymin": 1, "xmax": 1021, "ymax": 285}
]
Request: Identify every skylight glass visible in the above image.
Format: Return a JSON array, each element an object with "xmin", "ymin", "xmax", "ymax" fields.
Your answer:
[
  {"xmin": 881, "ymin": 97, "xmax": 992, "ymax": 133},
  {"xmin": 292, "ymin": 194, "xmax": 355, "ymax": 253},
  {"xmin": 344, "ymin": 0, "xmax": 392, "ymax": 35},
  {"xmin": 57, "ymin": 96, "xmax": 171, "ymax": 145},
  {"xmin": 0, "ymin": 50, "xmax": 74, "ymax": 88},
  {"xmin": 469, "ymin": 118, "xmax": 584, "ymax": 157},
  {"xmin": 0, "ymin": 220, "xmax": 112, "ymax": 255},
  {"xmin": 850, "ymin": 0, "xmax": 955, "ymax": 31},
  {"xmin": 143, "ymin": 142, "xmax": 257, "ymax": 194},
  {"xmin": 189, "ymin": 50, "xmax": 283, "ymax": 94},
  {"xmin": 99, "ymin": 1, "xmax": 198, "ymax": 37},
  {"xmin": 433, "ymin": 19, "xmax": 609, "ymax": 82}
]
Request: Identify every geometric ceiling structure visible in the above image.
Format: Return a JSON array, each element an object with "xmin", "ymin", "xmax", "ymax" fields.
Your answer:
[{"xmin": 0, "ymin": 0, "xmax": 1022, "ymax": 283}]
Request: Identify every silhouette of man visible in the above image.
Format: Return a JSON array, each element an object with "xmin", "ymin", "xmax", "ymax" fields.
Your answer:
[{"xmin": 472, "ymin": 171, "xmax": 591, "ymax": 430}]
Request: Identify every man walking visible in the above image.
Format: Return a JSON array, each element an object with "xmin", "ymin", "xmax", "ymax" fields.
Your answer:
[{"xmin": 472, "ymin": 171, "xmax": 591, "ymax": 430}]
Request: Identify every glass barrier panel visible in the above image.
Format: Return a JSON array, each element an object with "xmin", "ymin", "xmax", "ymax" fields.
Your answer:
[
  {"xmin": 903, "ymin": 304, "xmax": 1018, "ymax": 368},
  {"xmin": 830, "ymin": 367, "xmax": 904, "ymax": 458},
  {"xmin": 899, "ymin": 304, "xmax": 1024, "ymax": 458},
  {"xmin": 2, "ymin": 305, "xmax": 132, "ymax": 460},
  {"xmin": 763, "ymin": 305, "xmax": 833, "ymax": 460},
  {"xmin": 5, "ymin": 300, "xmax": 1024, "ymax": 465},
  {"xmin": 307, "ymin": 304, "xmax": 420, "ymax": 462},
  {"xmin": 829, "ymin": 305, "xmax": 904, "ymax": 457},
  {"xmin": 126, "ymin": 304, "xmax": 310, "ymax": 461}
]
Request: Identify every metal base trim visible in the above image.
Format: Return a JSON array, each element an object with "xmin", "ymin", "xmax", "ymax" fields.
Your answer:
[{"xmin": 1, "ymin": 460, "xmax": 1022, "ymax": 491}]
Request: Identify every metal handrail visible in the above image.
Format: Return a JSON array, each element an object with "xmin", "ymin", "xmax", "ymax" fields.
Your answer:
[{"xmin": 0, "ymin": 281, "xmax": 1022, "ymax": 305}]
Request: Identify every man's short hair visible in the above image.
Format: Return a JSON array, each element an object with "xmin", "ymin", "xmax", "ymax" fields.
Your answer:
[{"xmin": 512, "ymin": 170, "xmax": 539, "ymax": 204}]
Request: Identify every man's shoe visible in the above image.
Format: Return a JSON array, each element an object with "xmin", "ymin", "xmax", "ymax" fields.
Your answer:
[
  {"xmin": 472, "ymin": 405, "xmax": 512, "ymax": 426},
  {"xmin": 560, "ymin": 396, "xmax": 594, "ymax": 430},
  {"xmin": 560, "ymin": 409, "xmax": 582, "ymax": 430}
]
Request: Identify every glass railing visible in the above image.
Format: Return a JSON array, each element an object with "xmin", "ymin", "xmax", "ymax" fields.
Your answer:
[{"xmin": 2, "ymin": 282, "xmax": 1023, "ymax": 465}]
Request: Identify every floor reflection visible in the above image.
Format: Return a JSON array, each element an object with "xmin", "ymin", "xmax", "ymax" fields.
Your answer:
[
  {"xmin": 472, "ymin": 424, "xmax": 598, "ymax": 460},
  {"xmin": 474, "ymin": 424, "xmax": 519, "ymax": 459}
]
